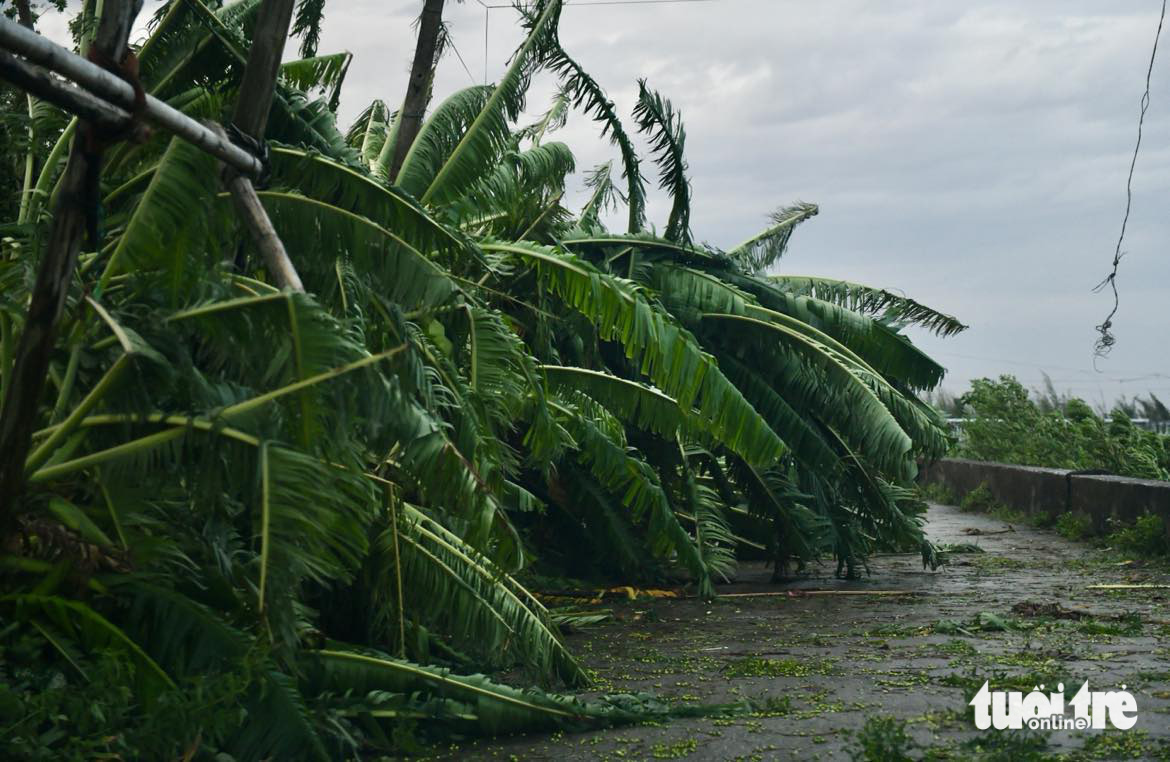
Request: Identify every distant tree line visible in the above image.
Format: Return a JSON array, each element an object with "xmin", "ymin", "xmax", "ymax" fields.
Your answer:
[{"xmin": 928, "ymin": 375, "xmax": 1170, "ymax": 480}]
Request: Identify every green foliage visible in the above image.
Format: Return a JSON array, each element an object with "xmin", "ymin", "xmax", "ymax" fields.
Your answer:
[
  {"xmin": 633, "ymin": 81, "xmax": 691, "ymax": 242},
  {"xmin": 727, "ymin": 203, "xmax": 819, "ymax": 274},
  {"xmin": 0, "ymin": 622, "xmax": 254, "ymax": 760},
  {"xmin": 1055, "ymin": 512, "xmax": 1095, "ymax": 541},
  {"xmin": 959, "ymin": 483, "xmax": 999, "ymax": 513},
  {"xmin": 955, "ymin": 376, "xmax": 1170, "ymax": 480},
  {"xmin": 724, "ymin": 657, "xmax": 830, "ymax": 678},
  {"xmin": 848, "ymin": 716, "xmax": 916, "ymax": 762},
  {"xmin": 918, "ymin": 482, "xmax": 958, "ymax": 505},
  {"xmin": 0, "ymin": 0, "xmax": 960, "ymax": 757},
  {"xmin": 1108, "ymin": 514, "xmax": 1169, "ymax": 557},
  {"xmin": 849, "ymin": 715, "xmax": 1050, "ymax": 762}
]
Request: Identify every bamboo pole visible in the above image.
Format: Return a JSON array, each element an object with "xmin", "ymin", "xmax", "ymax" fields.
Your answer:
[
  {"xmin": 0, "ymin": 0, "xmax": 142, "ymax": 523},
  {"xmin": 222, "ymin": 155, "xmax": 305, "ymax": 292},
  {"xmin": 0, "ymin": 50, "xmax": 134, "ymax": 133},
  {"xmin": 221, "ymin": 0, "xmax": 304, "ymax": 293},
  {"xmin": 0, "ymin": 17, "xmax": 262, "ymax": 177},
  {"xmin": 0, "ymin": 6, "xmax": 304, "ymax": 290},
  {"xmin": 14, "ymin": 2, "xmax": 36, "ymax": 225}
]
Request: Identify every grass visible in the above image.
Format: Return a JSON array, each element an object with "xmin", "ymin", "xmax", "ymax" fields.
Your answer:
[
  {"xmin": 950, "ymin": 729, "xmax": 1050, "ymax": 762},
  {"xmin": 848, "ymin": 716, "xmax": 915, "ymax": 762},
  {"xmin": 651, "ymin": 738, "xmax": 699, "ymax": 759},
  {"xmin": 1070, "ymin": 730, "xmax": 1170, "ymax": 761},
  {"xmin": 723, "ymin": 657, "xmax": 832, "ymax": 678}
]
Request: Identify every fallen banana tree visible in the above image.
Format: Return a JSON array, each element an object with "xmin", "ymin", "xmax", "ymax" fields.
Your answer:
[{"xmin": 0, "ymin": 0, "xmax": 962, "ymax": 757}]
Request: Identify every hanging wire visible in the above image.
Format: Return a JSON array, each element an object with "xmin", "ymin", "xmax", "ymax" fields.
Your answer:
[
  {"xmin": 446, "ymin": 28, "xmax": 479, "ymax": 84},
  {"xmin": 1094, "ymin": 0, "xmax": 1167, "ymax": 358}
]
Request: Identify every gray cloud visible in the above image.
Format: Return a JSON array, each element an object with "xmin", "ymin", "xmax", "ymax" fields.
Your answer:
[{"xmin": 35, "ymin": 0, "xmax": 1170, "ymax": 403}]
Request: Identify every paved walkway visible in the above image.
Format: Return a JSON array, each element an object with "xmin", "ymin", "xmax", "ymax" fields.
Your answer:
[{"xmin": 445, "ymin": 504, "xmax": 1170, "ymax": 760}]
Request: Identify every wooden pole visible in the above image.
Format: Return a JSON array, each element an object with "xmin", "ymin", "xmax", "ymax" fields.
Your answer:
[
  {"xmin": 230, "ymin": 0, "xmax": 295, "ymax": 140},
  {"xmin": 0, "ymin": 0, "xmax": 142, "ymax": 523},
  {"xmin": 386, "ymin": 0, "xmax": 446, "ymax": 182},
  {"xmin": 0, "ymin": 18, "xmax": 263, "ymax": 177},
  {"xmin": 12, "ymin": 0, "xmax": 33, "ymax": 28},
  {"xmin": 222, "ymin": 0, "xmax": 304, "ymax": 293}
]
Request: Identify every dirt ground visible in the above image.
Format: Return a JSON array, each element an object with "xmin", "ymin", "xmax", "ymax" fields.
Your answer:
[{"xmin": 437, "ymin": 504, "xmax": 1170, "ymax": 761}]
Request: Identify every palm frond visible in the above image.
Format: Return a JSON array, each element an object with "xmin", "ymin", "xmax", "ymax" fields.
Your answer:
[
  {"xmin": 312, "ymin": 648, "xmax": 742, "ymax": 735},
  {"xmin": 451, "ymin": 142, "xmax": 575, "ymax": 233},
  {"xmin": 267, "ymin": 147, "xmax": 474, "ymax": 264},
  {"xmin": 417, "ymin": 0, "xmax": 563, "ymax": 206},
  {"xmin": 280, "ymin": 52, "xmax": 352, "ymax": 110},
  {"xmin": 725, "ymin": 457, "xmax": 830, "ymax": 563},
  {"xmin": 716, "ymin": 354, "xmax": 842, "ymax": 475},
  {"xmin": 769, "ymin": 275, "xmax": 968, "ymax": 337},
  {"xmin": 514, "ymin": 88, "xmax": 570, "ymax": 145},
  {"xmin": 726, "ymin": 203, "xmax": 819, "ymax": 273},
  {"xmin": 544, "ymin": 46, "xmax": 646, "ymax": 232},
  {"xmin": 562, "ymin": 412, "xmax": 714, "ymax": 597},
  {"xmin": 702, "ymin": 313, "xmax": 915, "ymax": 481},
  {"xmin": 393, "ymin": 85, "xmax": 492, "ymax": 191},
  {"xmin": 3, "ymin": 594, "xmax": 175, "ymax": 696},
  {"xmin": 98, "ymin": 137, "xmax": 222, "ymax": 295},
  {"xmin": 578, "ymin": 162, "xmax": 619, "ymax": 229},
  {"xmin": 633, "ymin": 81, "xmax": 691, "ymax": 243},
  {"xmin": 345, "ymin": 99, "xmax": 392, "ymax": 167},
  {"xmin": 136, "ymin": 0, "xmax": 258, "ymax": 99},
  {"xmin": 481, "ymin": 240, "xmax": 785, "ymax": 467},
  {"xmin": 680, "ymin": 456, "xmax": 737, "ymax": 583},
  {"xmin": 720, "ymin": 272, "xmax": 947, "ymax": 390},
  {"xmin": 256, "ymin": 191, "xmax": 460, "ymax": 313},
  {"xmin": 292, "ymin": 0, "xmax": 328, "ymax": 58},
  {"xmin": 540, "ymin": 365, "xmax": 774, "ymax": 468},
  {"xmin": 390, "ymin": 502, "xmax": 586, "ymax": 686},
  {"xmin": 232, "ymin": 669, "xmax": 329, "ymax": 762},
  {"xmin": 560, "ymin": 231, "xmax": 714, "ymax": 263}
]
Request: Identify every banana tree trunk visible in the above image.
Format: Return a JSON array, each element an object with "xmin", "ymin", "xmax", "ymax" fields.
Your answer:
[
  {"xmin": 387, "ymin": 0, "xmax": 445, "ymax": 183},
  {"xmin": 0, "ymin": 0, "xmax": 142, "ymax": 524}
]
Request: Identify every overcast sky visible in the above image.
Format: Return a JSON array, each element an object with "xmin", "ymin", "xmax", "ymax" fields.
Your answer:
[{"xmin": 40, "ymin": 1, "xmax": 1170, "ymax": 406}]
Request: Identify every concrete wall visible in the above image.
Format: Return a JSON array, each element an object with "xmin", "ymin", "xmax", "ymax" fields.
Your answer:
[
  {"xmin": 919, "ymin": 458, "xmax": 1170, "ymax": 539},
  {"xmin": 1069, "ymin": 474, "xmax": 1170, "ymax": 535}
]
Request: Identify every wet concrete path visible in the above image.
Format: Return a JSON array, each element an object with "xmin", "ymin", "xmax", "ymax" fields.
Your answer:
[{"xmin": 443, "ymin": 504, "xmax": 1170, "ymax": 760}]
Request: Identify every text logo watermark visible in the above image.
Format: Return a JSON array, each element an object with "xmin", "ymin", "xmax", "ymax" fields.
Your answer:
[{"xmin": 970, "ymin": 681, "xmax": 1137, "ymax": 730}]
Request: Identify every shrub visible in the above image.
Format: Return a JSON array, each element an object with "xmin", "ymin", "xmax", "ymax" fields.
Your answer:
[
  {"xmin": 918, "ymin": 482, "xmax": 958, "ymax": 505},
  {"xmin": 1054, "ymin": 512, "xmax": 1095, "ymax": 542},
  {"xmin": 960, "ymin": 483, "xmax": 998, "ymax": 513},
  {"xmin": 1107, "ymin": 515, "xmax": 1169, "ymax": 557},
  {"xmin": 0, "ymin": 625, "xmax": 253, "ymax": 760}
]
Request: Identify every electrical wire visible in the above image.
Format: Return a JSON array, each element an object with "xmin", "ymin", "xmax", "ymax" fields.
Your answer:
[
  {"xmin": 1093, "ymin": 0, "xmax": 1166, "ymax": 358},
  {"xmin": 446, "ymin": 30, "xmax": 478, "ymax": 84}
]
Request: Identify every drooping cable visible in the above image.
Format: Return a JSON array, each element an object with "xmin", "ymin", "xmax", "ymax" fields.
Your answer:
[{"xmin": 1094, "ymin": 0, "xmax": 1166, "ymax": 358}]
